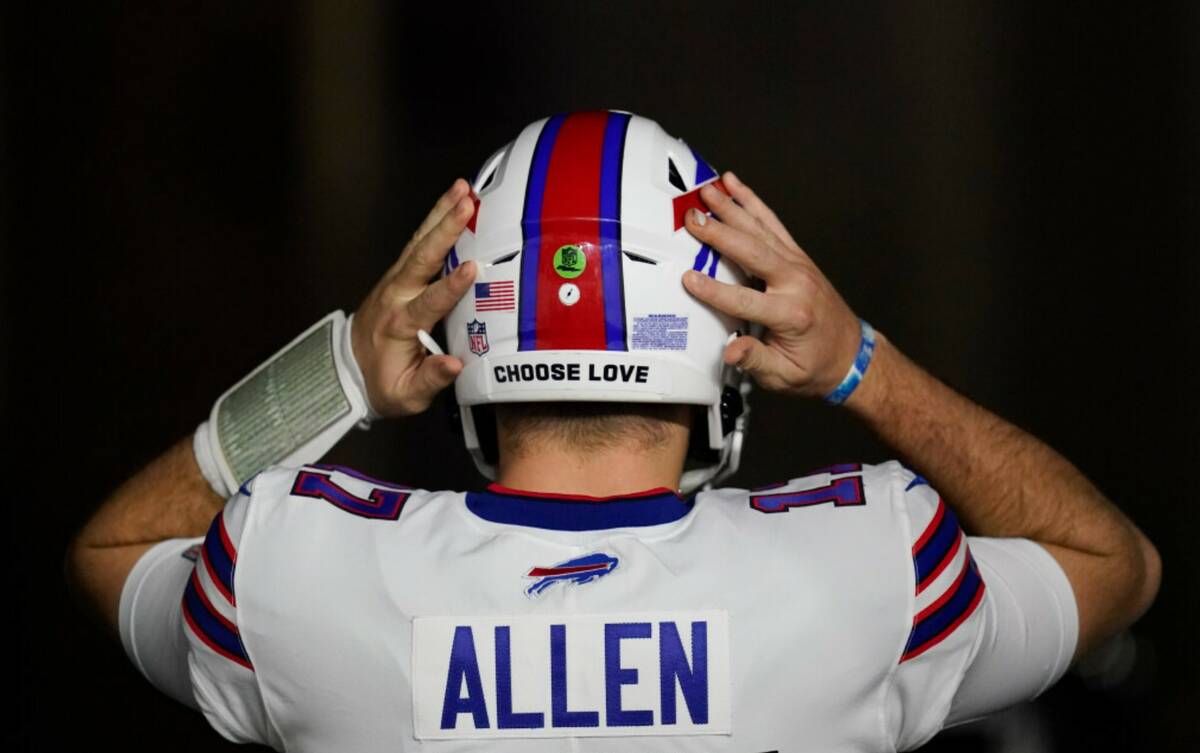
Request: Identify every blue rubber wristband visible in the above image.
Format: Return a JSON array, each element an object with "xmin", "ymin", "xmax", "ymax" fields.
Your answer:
[{"xmin": 823, "ymin": 319, "xmax": 877, "ymax": 406}]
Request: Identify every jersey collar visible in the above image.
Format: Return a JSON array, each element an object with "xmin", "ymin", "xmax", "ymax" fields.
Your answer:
[{"xmin": 465, "ymin": 484, "xmax": 693, "ymax": 531}]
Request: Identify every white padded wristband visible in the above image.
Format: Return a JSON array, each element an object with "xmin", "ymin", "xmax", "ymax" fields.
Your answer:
[
  {"xmin": 342, "ymin": 312, "xmax": 382, "ymax": 425},
  {"xmin": 193, "ymin": 421, "xmax": 232, "ymax": 498},
  {"xmin": 194, "ymin": 310, "xmax": 376, "ymax": 497}
]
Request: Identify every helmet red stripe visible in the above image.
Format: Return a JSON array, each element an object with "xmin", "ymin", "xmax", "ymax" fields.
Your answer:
[
  {"xmin": 672, "ymin": 178, "xmax": 729, "ymax": 231},
  {"xmin": 534, "ymin": 112, "xmax": 610, "ymax": 350}
]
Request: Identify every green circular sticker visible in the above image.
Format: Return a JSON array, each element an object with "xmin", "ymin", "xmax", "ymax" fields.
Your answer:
[{"xmin": 553, "ymin": 244, "xmax": 586, "ymax": 279}]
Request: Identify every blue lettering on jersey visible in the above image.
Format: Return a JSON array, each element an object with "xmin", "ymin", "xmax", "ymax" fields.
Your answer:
[
  {"xmin": 495, "ymin": 626, "xmax": 544, "ymax": 728},
  {"xmin": 605, "ymin": 623, "xmax": 653, "ymax": 726},
  {"xmin": 440, "ymin": 627, "xmax": 490, "ymax": 730},
  {"xmin": 438, "ymin": 620, "xmax": 711, "ymax": 731},
  {"xmin": 659, "ymin": 621, "xmax": 709, "ymax": 724},
  {"xmin": 551, "ymin": 624, "xmax": 600, "ymax": 727}
]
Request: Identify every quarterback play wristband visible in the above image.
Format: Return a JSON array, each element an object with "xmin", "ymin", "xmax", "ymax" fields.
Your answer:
[
  {"xmin": 823, "ymin": 319, "xmax": 877, "ymax": 406},
  {"xmin": 194, "ymin": 311, "xmax": 377, "ymax": 497}
]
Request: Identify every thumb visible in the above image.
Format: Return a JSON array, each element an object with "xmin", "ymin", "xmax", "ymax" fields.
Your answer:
[
  {"xmin": 397, "ymin": 355, "xmax": 463, "ymax": 414},
  {"xmin": 724, "ymin": 335, "xmax": 792, "ymax": 390},
  {"xmin": 416, "ymin": 354, "xmax": 464, "ymax": 394}
]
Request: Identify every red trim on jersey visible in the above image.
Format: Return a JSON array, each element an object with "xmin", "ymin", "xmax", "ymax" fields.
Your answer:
[
  {"xmin": 901, "ymin": 583, "xmax": 986, "ymax": 662},
  {"xmin": 672, "ymin": 178, "xmax": 729, "ymax": 230},
  {"xmin": 181, "ymin": 595, "xmax": 253, "ymax": 671},
  {"xmin": 916, "ymin": 530, "xmax": 963, "ymax": 595},
  {"xmin": 911, "ymin": 498, "xmax": 946, "ymax": 554},
  {"xmin": 534, "ymin": 112, "xmax": 608, "ymax": 350},
  {"xmin": 914, "ymin": 555, "xmax": 972, "ymax": 622},
  {"xmin": 190, "ymin": 570, "xmax": 238, "ymax": 633},
  {"xmin": 218, "ymin": 514, "xmax": 238, "ymax": 563},
  {"xmin": 486, "ymin": 482, "xmax": 681, "ymax": 502},
  {"xmin": 200, "ymin": 545, "xmax": 236, "ymax": 607}
]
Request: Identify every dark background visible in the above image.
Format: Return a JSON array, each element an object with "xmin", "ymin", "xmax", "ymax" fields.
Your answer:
[{"xmin": 7, "ymin": 2, "xmax": 1197, "ymax": 751}]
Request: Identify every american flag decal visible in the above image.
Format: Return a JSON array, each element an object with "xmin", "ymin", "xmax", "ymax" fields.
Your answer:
[{"xmin": 475, "ymin": 280, "xmax": 515, "ymax": 312}]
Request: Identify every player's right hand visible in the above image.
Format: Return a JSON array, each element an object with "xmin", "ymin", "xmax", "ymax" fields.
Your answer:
[
  {"xmin": 351, "ymin": 180, "xmax": 477, "ymax": 417},
  {"xmin": 680, "ymin": 171, "xmax": 863, "ymax": 400}
]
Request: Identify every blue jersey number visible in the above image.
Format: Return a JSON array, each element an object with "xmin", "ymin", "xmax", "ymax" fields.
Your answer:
[
  {"xmin": 290, "ymin": 470, "xmax": 410, "ymax": 520},
  {"xmin": 750, "ymin": 475, "xmax": 865, "ymax": 514}
]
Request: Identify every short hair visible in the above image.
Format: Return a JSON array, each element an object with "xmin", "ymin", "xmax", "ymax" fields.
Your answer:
[{"xmin": 495, "ymin": 402, "xmax": 691, "ymax": 458}]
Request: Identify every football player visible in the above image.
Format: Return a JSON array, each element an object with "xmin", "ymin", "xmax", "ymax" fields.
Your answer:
[{"xmin": 67, "ymin": 111, "xmax": 1159, "ymax": 752}]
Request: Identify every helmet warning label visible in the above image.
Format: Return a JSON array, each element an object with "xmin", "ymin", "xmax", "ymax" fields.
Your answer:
[{"xmin": 631, "ymin": 315, "xmax": 688, "ymax": 351}]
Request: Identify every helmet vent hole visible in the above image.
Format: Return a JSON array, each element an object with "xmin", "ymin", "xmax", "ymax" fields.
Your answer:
[
  {"xmin": 667, "ymin": 158, "xmax": 687, "ymax": 193},
  {"xmin": 487, "ymin": 250, "xmax": 520, "ymax": 266},
  {"xmin": 473, "ymin": 144, "xmax": 510, "ymax": 195},
  {"xmin": 478, "ymin": 166, "xmax": 498, "ymax": 192},
  {"xmin": 623, "ymin": 251, "xmax": 657, "ymax": 265}
]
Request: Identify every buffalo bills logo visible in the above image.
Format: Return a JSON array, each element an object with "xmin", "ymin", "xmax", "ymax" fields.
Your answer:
[{"xmin": 524, "ymin": 552, "xmax": 618, "ymax": 597}]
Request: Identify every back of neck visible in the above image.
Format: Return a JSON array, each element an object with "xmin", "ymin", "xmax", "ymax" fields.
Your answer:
[{"xmin": 496, "ymin": 444, "xmax": 684, "ymax": 496}]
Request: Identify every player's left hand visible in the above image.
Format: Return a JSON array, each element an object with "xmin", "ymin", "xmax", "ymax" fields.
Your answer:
[
  {"xmin": 351, "ymin": 179, "xmax": 477, "ymax": 417},
  {"xmin": 681, "ymin": 172, "xmax": 863, "ymax": 399}
]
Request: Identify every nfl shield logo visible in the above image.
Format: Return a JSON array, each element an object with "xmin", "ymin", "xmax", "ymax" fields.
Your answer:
[{"xmin": 467, "ymin": 319, "xmax": 489, "ymax": 356}]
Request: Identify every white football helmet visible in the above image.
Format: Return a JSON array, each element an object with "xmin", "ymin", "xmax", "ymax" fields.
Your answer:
[{"xmin": 445, "ymin": 110, "xmax": 749, "ymax": 492}]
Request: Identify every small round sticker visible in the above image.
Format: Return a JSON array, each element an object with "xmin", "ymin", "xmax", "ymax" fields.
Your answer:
[
  {"xmin": 558, "ymin": 283, "xmax": 580, "ymax": 306},
  {"xmin": 553, "ymin": 244, "xmax": 586, "ymax": 279}
]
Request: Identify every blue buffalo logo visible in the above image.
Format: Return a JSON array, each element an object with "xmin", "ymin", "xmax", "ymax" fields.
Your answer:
[{"xmin": 524, "ymin": 553, "xmax": 618, "ymax": 598}]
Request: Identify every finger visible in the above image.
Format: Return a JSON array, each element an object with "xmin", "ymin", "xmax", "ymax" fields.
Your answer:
[
  {"xmin": 722, "ymin": 171, "xmax": 802, "ymax": 252},
  {"xmin": 411, "ymin": 179, "xmax": 471, "ymax": 247},
  {"xmin": 682, "ymin": 270, "xmax": 793, "ymax": 328},
  {"xmin": 402, "ymin": 260, "xmax": 476, "ymax": 332},
  {"xmin": 377, "ymin": 180, "xmax": 471, "ymax": 284},
  {"xmin": 396, "ymin": 195, "xmax": 475, "ymax": 286},
  {"xmin": 414, "ymin": 354, "xmax": 464, "ymax": 394},
  {"xmin": 697, "ymin": 180, "xmax": 775, "ymax": 243},
  {"xmin": 723, "ymin": 335, "xmax": 798, "ymax": 390},
  {"xmin": 684, "ymin": 206, "xmax": 782, "ymax": 280},
  {"xmin": 393, "ymin": 354, "xmax": 464, "ymax": 413}
]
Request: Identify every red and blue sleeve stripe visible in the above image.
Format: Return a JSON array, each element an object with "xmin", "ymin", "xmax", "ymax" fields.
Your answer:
[
  {"xmin": 182, "ymin": 570, "xmax": 253, "ymax": 670},
  {"xmin": 901, "ymin": 553, "xmax": 985, "ymax": 662},
  {"xmin": 518, "ymin": 111, "xmax": 632, "ymax": 352},
  {"xmin": 200, "ymin": 511, "xmax": 237, "ymax": 605},
  {"xmin": 912, "ymin": 499, "xmax": 961, "ymax": 591},
  {"xmin": 182, "ymin": 510, "xmax": 252, "ymax": 669},
  {"xmin": 902, "ymin": 499, "xmax": 986, "ymax": 662}
]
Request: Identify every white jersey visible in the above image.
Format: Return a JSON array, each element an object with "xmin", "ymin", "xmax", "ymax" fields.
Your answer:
[{"xmin": 119, "ymin": 460, "xmax": 1077, "ymax": 752}]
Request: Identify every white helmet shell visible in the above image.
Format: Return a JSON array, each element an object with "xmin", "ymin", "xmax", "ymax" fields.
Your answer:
[{"xmin": 445, "ymin": 111, "xmax": 749, "ymax": 492}]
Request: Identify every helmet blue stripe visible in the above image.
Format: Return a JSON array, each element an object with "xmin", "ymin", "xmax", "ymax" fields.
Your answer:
[
  {"xmin": 691, "ymin": 144, "xmax": 718, "ymax": 185},
  {"xmin": 599, "ymin": 112, "xmax": 631, "ymax": 351},
  {"xmin": 518, "ymin": 114, "xmax": 566, "ymax": 351}
]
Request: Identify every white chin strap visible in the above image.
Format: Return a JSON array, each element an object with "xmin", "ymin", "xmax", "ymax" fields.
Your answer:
[
  {"xmin": 460, "ymin": 403, "xmax": 498, "ymax": 482},
  {"xmin": 679, "ymin": 372, "xmax": 751, "ymax": 494}
]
